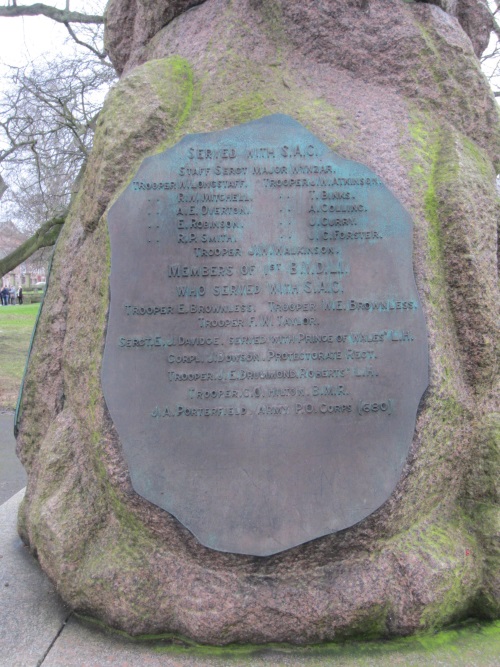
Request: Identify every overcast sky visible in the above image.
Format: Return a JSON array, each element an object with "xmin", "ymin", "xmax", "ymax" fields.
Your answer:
[
  {"xmin": 0, "ymin": 17, "xmax": 68, "ymax": 68},
  {"xmin": 0, "ymin": 1, "xmax": 106, "ymax": 70}
]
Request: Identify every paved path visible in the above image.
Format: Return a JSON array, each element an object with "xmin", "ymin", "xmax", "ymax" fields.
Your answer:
[
  {"xmin": 0, "ymin": 412, "xmax": 26, "ymax": 504},
  {"xmin": 1, "ymin": 490, "xmax": 499, "ymax": 666}
]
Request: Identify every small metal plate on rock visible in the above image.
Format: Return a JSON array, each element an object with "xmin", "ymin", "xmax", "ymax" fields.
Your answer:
[{"xmin": 102, "ymin": 114, "xmax": 428, "ymax": 556}]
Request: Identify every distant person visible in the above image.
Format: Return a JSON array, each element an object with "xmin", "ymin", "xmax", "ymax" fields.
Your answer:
[
  {"xmin": 17, "ymin": 286, "xmax": 23, "ymax": 305},
  {"xmin": 9, "ymin": 286, "xmax": 16, "ymax": 305},
  {"xmin": 1, "ymin": 286, "xmax": 9, "ymax": 306}
]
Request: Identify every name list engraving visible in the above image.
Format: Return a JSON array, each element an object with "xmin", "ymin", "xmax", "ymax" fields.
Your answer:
[{"xmin": 102, "ymin": 114, "xmax": 428, "ymax": 556}]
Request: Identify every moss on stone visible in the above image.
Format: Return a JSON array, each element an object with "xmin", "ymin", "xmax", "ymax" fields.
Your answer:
[
  {"xmin": 463, "ymin": 415, "xmax": 500, "ymax": 618},
  {"xmin": 212, "ymin": 90, "xmax": 269, "ymax": 126},
  {"xmin": 409, "ymin": 11, "xmax": 500, "ymax": 167},
  {"xmin": 430, "ymin": 131, "xmax": 498, "ymax": 388},
  {"xmin": 405, "ymin": 106, "xmax": 499, "ymax": 388},
  {"xmin": 15, "ymin": 0, "xmax": 500, "ymax": 642},
  {"xmin": 72, "ymin": 615, "xmax": 500, "ymax": 663},
  {"xmin": 402, "ymin": 109, "xmax": 500, "ymax": 625},
  {"xmin": 404, "ymin": 113, "xmax": 461, "ymax": 400},
  {"xmin": 253, "ymin": 0, "xmax": 287, "ymax": 54},
  {"xmin": 147, "ymin": 55, "xmax": 197, "ymax": 137},
  {"xmin": 78, "ymin": 56, "xmax": 197, "ymax": 232},
  {"xmin": 462, "ymin": 136, "xmax": 496, "ymax": 183}
]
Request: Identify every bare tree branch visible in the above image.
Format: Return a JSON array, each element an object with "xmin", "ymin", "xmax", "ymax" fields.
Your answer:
[
  {"xmin": 479, "ymin": 2, "xmax": 500, "ymax": 96},
  {"xmin": 0, "ymin": 1, "xmax": 113, "ymax": 275},
  {"xmin": 63, "ymin": 20, "xmax": 108, "ymax": 62},
  {"xmin": 0, "ymin": 214, "xmax": 65, "ymax": 279},
  {"xmin": 0, "ymin": 138, "xmax": 36, "ymax": 162},
  {"xmin": 0, "ymin": 55, "xmax": 114, "ymax": 244},
  {"xmin": 0, "ymin": 4, "xmax": 103, "ymax": 24}
]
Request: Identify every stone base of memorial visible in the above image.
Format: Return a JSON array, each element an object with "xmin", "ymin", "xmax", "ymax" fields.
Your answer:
[{"xmin": 14, "ymin": 0, "xmax": 500, "ymax": 644}]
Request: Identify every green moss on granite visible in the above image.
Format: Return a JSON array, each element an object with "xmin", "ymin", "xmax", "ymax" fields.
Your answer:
[
  {"xmin": 402, "ymin": 108, "xmax": 500, "ymax": 625},
  {"xmin": 406, "ymin": 113, "xmax": 472, "ymax": 390},
  {"xmin": 79, "ymin": 56, "xmax": 197, "ymax": 232},
  {"xmin": 15, "ymin": 0, "xmax": 500, "ymax": 642},
  {"xmin": 464, "ymin": 415, "xmax": 500, "ymax": 618},
  {"xmin": 71, "ymin": 615, "xmax": 500, "ymax": 663},
  {"xmin": 255, "ymin": 0, "xmax": 287, "ymax": 55}
]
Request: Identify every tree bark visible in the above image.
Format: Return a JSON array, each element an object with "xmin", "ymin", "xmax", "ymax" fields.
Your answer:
[
  {"xmin": 0, "ymin": 4, "xmax": 103, "ymax": 24},
  {"xmin": 0, "ymin": 215, "xmax": 65, "ymax": 279}
]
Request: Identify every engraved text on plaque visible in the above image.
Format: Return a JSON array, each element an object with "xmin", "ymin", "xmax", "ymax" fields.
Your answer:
[{"xmin": 102, "ymin": 115, "xmax": 428, "ymax": 556}]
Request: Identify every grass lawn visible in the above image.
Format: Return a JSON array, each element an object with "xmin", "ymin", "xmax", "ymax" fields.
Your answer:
[{"xmin": 0, "ymin": 303, "xmax": 40, "ymax": 411}]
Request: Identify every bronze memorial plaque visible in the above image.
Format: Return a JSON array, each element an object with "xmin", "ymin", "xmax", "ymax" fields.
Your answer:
[{"xmin": 102, "ymin": 114, "xmax": 428, "ymax": 556}]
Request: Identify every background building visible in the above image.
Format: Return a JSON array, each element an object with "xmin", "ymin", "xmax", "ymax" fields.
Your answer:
[{"xmin": 0, "ymin": 220, "xmax": 47, "ymax": 290}]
